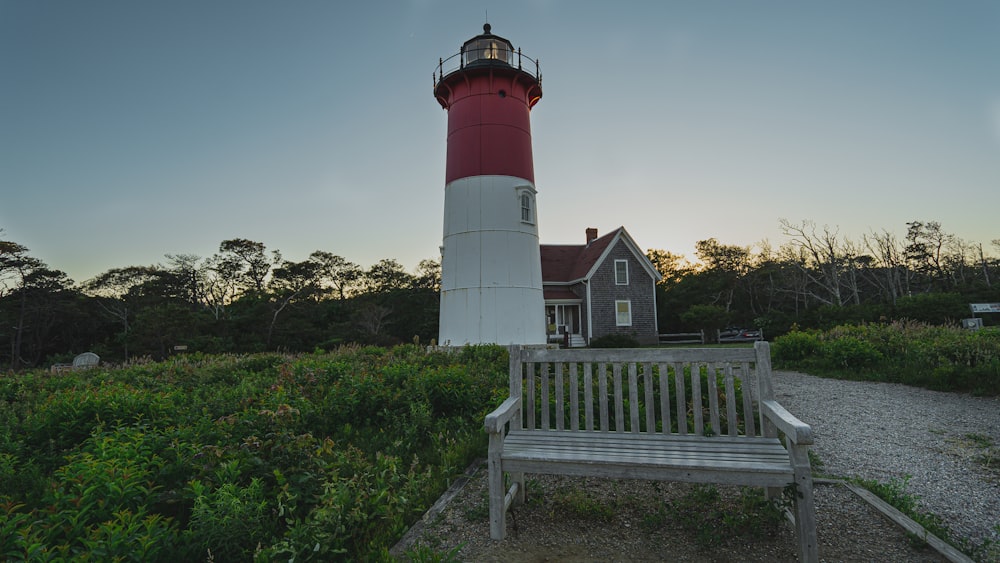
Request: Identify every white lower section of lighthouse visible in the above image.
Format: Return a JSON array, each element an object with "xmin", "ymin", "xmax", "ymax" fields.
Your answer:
[{"xmin": 439, "ymin": 175, "xmax": 546, "ymax": 346}]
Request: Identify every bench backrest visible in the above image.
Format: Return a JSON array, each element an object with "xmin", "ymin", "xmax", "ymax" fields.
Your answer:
[{"xmin": 509, "ymin": 342, "xmax": 776, "ymax": 439}]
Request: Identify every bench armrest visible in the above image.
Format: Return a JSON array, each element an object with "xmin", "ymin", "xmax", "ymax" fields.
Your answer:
[
  {"xmin": 761, "ymin": 399, "xmax": 813, "ymax": 445},
  {"xmin": 484, "ymin": 397, "xmax": 521, "ymax": 434}
]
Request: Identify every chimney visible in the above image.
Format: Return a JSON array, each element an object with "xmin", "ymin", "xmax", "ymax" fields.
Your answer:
[{"xmin": 585, "ymin": 228, "xmax": 598, "ymax": 245}]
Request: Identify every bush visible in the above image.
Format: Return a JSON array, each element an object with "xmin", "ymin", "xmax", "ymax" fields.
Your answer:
[
  {"xmin": 772, "ymin": 331, "xmax": 821, "ymax": 364},
  {"xmin": 773, "ymin": 322, "xmax": 1000, "ymax": 395},
  {"xmin": 822, "ymin": 336, "xmax": 882, "ymax": 369},
  {"xmin": 589, "ymin": 334, "xmax": 641, "ymax": 348}
]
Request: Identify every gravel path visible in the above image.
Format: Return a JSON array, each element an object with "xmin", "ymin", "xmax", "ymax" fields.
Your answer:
[{"xmin": 773, "ymin": 370, "xmax": 1000, "ymax": 547}]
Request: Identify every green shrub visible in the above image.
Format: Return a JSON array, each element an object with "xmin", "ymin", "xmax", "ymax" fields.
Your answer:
[
  {"xmin": 589, "ymin": 334, "xmax": 641, "ymax": 348},
  {"xmin": 773, "ymin": 322, "xmax": 1000, "ymax": 395},
  {"xmin": 772, "ymin": 330, "xmax": 821, "ymax": 363},
  {"xmin": 822, "ymin": 336, "xmax": 882, "ymax": 369}
]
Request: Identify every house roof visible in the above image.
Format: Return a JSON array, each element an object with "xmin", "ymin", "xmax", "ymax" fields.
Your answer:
[
  {"xmin": 543, "ymin": 287, "xmax": 581, "ymax": 301},
  {"xmin": 540, "ymin": 227, "xmax": 661, "ymax": 284},
  {"xmin": 541, "ymin": 227, "xmax": 622, "ymax": 283}
]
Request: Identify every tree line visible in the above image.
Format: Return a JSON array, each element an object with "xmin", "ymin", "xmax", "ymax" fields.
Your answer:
[
  {"xmin": 1, "ymin": 234, "xmax": 440, "ymax": 369},
  {"xmin": 649, "ymin": 219, "xmax": 1000, "ymax": 338},
  {"xmin": 3, "ymin": 219, "xmax": 999, "ymax": 369}
]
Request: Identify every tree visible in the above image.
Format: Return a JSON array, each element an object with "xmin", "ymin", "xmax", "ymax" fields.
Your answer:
[
  {"xmin": 904, "ymin": 221, "xmax": 952, "ymax": 291},
  {"xmin": 646, "ymin": 249, "xmax": 694, "ymax": 290},
  {"xmin": 266, "ymin": 259, "xmax": 323, "ymax": 347},
  {"xmin": 2, "ymin": 240, "xmax": 46, "ymax": 368},
  {"xmin": 354, "ymin": 301, "xmax": 392, "ymax": 342},
  {"xmin": 215, "ymin": 238, "xmax": 279, "ymax": 297},
  {"xmin": 413, "ymin": 259, "xmax": 441, "ymax": 291},
  {"xmin": 0, "ymin": 238, "xmax": 88, "ymax": 368},
  {"xmin": 778, "ymin": 219, "xmax": 847, "ymax": 307},
  {"xmin": 82, "ymin": 266, "xmax": 163, "ymax": 360},
  {"xmin": 308, "ymin": 251, "xmax": 362, "ymax": 300},
  {"xmin": 862, "ymin": 229, "xmax": 906, "ymax": 304},
  {"xmin": 362, "ymin": 259, "xmax": 414, "ymax": 294},
  {"xmin": 164, "ymin": 253, "xmax": 207, "ymax": 307},
  {"xmin": 694, "ymin": 238, "xmax": 752, "ymax": 312}
]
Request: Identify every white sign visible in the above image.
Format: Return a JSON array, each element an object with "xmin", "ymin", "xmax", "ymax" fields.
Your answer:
[{"xmin": 970, "ymin": 303, "xmax": 1000, "ymax": 313}]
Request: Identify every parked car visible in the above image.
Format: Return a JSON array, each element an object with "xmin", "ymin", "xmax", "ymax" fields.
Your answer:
[{"xmin": 718, "ymin": 327, "xmax": 763, "ymax": 342}]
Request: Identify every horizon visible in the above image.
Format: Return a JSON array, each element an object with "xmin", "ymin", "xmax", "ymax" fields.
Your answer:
[{"xmin": 3, "ymin": 1, "xmax": 998, "ymax": 283}]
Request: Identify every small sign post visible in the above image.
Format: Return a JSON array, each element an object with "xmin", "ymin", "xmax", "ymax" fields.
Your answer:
[
  {"xmin": 970, "ymin": 303, "xmax": 1000, "ymax": 314},
  {"xmin": 965, "ymin": 303, "xmax": 1000, "ymax": 330}
]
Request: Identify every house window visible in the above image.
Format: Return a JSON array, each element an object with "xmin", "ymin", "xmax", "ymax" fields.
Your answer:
[
  {"xmin": 520, "ymin": 193, "xmax": 534, "ymax": 223},
  {"xmin": 614, "ymin": 260, "xmax": 629, "ymax": 285},
  {"xmin": 615, "ymin": 300, "xmax": 632, "ymax": 326}
]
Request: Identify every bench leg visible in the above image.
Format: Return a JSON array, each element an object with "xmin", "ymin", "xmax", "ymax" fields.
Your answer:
[
  {"xmin": 488, "ymin": 434, "xmax": 506, "ymax": 540},
  {"xmin": 512, "ymin": 471, "xmax": 525, "ymax": 505},
  {"xmin": 789, "ymin": 444, "xmax": 818, "ymax": 562}
]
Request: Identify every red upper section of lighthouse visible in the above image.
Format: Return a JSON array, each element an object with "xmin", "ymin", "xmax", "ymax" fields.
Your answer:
[{"xmin": 433, "ymin": 25, "xmax": 542, "ymax": 185}]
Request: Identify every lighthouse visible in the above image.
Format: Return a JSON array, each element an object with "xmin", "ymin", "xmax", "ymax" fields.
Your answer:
[{"xmin": 433, "ymin": 24, "xmax": 546, "ymax": 345}]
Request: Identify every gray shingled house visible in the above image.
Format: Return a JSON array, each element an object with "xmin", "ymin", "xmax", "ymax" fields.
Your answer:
[{"xmin": 541, "ymin": 227, "xmax": 661, "ymax": 346}]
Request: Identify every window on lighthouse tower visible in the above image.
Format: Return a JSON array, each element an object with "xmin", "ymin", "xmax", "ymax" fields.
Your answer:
[{"xmin": 520, "ymin": 192, "xmax": 534, "ymax": 224}]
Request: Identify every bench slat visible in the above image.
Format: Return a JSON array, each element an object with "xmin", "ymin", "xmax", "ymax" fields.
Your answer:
[
  {"xmin": 541, "ymin": 362, "xmax": 550, "ymax": 430},
  {"xmin": 584, "ymin": 363, "xmax": 594, "ymax": 431},
  {"xmin": 599, "ymin": 362, "xmax": 609, "ymax": 432},
  {"xmin": 658, "ymin": 362, "xmax": 671, "ymax": 434},
  {"xmin": 674, "ymin": 362, "xmax": 687, "ymax": 435},
  {"xmin": 522, "ymin": 347, "xmax": 756, "ymax": 363},
  {"xmin": 504, "ymin": 440, "xmax": 791, "ymax": 469},
  {"xmin": 643, "ymin": 362, "xmax": 655, "ymax": 433},
  {"xmin": 502, "ymin": 432, "xmax": 793, "ymax": 475},
  {"xmin": 741, "ymin": 361, "xmax": 756, "ymax": 437},
  {"xmin": 554, "ymin": 362, "xmax": 564, "ymax": 431},
  {"xmin": 526, "ymin": 363, "xmax": 535, "ymax": 430},
  {"xmin": 691, "ymin": 364, "xmax": 703, "ymax": 436},
  {"xmin": 725, "ymin": 364, "xmax": 739, "ymax": 436},
  {"xmin": 613, "ymin": 363, "xmax": 624, "ymax": 433},
  {"xmin": 628, "ymin": 363, "xmax": 639, "ymax": 433},
  {"xmin": 569, "ymin": 363, "xmax": 579, "ymax": 431},
  {"xmin": 708, "ymin": 362, "xmax": 721, "ymax": 436}
]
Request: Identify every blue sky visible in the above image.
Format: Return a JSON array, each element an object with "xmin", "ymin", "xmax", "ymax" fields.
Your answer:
[{"xmin": 2, "ymin": 0, "xmax": 998, "ymax": 283}]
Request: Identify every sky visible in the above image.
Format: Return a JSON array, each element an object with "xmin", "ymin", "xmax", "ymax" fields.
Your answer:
[{"xmin": 2, "ymin": 0, "xmax": 999, "ymax": 284}]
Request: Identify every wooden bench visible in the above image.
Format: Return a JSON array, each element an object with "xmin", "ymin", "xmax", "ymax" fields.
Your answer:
[{"xmin": 484, "ymin": 342, "xmax": 818, "ymax": 562}]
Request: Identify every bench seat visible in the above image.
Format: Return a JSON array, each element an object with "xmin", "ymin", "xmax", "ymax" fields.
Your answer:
[{"xmin": 502, "ymin": 430, "xmax": 794, "ymax": 485}]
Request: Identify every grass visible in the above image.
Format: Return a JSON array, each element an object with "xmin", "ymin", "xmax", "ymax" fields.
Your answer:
[
  {"xmin": 962, "ymin": 433, "xmax": 998, "ymax": 473},
  {"xmin": 403, "ymin": 543, "xmax": 464, "ymax": 563},
  {"xmin": 849, "ymin": 474, "xmax": 1000, "ymax": 561},
  {"xmin": 551, "ymin": 485, "xmax": 616, "ymax": 522}
]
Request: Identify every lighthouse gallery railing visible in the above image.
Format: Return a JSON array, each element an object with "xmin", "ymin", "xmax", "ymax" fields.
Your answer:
[{"xmin": 434, "ymin": 46, "xmax": 541, "ymax": 90}]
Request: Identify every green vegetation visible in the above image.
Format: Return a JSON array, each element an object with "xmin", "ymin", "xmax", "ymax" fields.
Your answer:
[
  {"xmin": 552, "ymin": 485, "xmax": 617, "ymax": 522},
  {"xmin": 588, "ymin": 333, "xmax": 640, "ymax": 348},
  {"xmin": 0, "ymin": 344, "xmax": 508, "ymax": 562},
  {"xmin": 849, "ymin": 475, "xmax": 969, "ymax": 554},
  {"xmin": 961, "ymin": 433, "xmax": 998, "ymax": 474},
  {"xmin": 772, "ymin": 321, "xmax": 1000, "ymax": 395}
]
